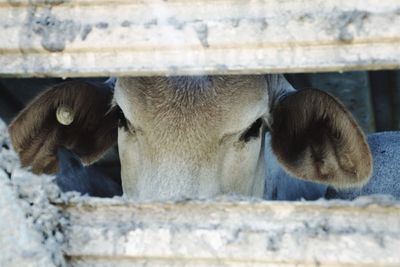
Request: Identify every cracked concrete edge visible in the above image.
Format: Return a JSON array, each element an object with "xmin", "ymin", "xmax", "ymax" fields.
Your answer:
[
  {"xmin": 0, "ymin": 171, "xmax": 57, "ymax": 267},
  {"xmin": 0, "ymin": 118, "xmax": 67, "ymax": 267},
  {"xmin": 1, "ymin": 0, "xmax": 400, "ymax": 77},
  {"xmin": 62, "ymin": 194, "xmax": 400, "ymax": 266}
]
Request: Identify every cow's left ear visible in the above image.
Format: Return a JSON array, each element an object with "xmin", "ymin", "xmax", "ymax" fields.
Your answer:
[
  {"xmin": 269, "ymin": 89, "xmax": 372, "ymax": 188},
  {"xmin": 8, "ymin": 81, "xmax": 119, "ymax": 174}
]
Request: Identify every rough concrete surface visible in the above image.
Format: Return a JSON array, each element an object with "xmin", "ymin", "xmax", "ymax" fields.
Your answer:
[
  {"xmin": 0, "ymin": 118, "xmax": 67, "ymax": 267},
  {"xmin": 61, "ymin": 195, "xmax": 400, "ymax": 267},
  {"xmin": 0, "ymin": 0, "xmax": 400, "ymax": 77}
]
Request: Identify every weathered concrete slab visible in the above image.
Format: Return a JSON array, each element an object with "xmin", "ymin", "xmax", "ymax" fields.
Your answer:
[
  {"xmin": 0, "ymin": 0, "xmax": 400, "ymax": 77},
  {"xmin": 60, "ymin": 196, "xmax": 400, "ymax": 267},
  {"xmin": 0, "ymin": 170, "xmax": 57, "ymax": 267},
  {"xmin": 0, "ymin": 118, "xmax": 66, "ymax": 267}
]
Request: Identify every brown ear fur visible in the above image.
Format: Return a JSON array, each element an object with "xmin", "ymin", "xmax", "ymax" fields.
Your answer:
[
  {"xmin": 8, "ymin": 81, "xmax": 118, "ymax": 174},
  {"xmin": 270, "ymin": 89, "xmax": 372, "ymax": 188}
]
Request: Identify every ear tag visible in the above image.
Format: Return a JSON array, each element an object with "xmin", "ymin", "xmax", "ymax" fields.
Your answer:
[{"xmin": 56, "ymin": 105, "xmax": 74, "ymax": 125}]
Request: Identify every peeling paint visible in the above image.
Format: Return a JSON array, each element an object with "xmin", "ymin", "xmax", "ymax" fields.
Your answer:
[
  {"xmin": 168, "ymin": 17, "xmax": 185, "ymax": 30},
  {"xmin": 80, "ymin": 24, "xmax": 92, "ymax": 41},
  {"xmin": 298, "ymin": 13, "xmax": 315, "ymax": 23},
  {"xmin": 95, "ymin": 22, "xmax": 109, "ymax": 29},
  {"xmin": 336, "ymin": 11, "xmax": 370, "ymax": 43},
  {"xmin": 144, "ymin": 19, "xmax": 158, "ymax": 29},
  {"xmin": 231, "ymin": 18, "xmax": 240, "ymax": 28},
  {"xmin": 8, "ymin": 0, "xmax": 67, "ymax": 6},
  {"xmin": 121, "ymin": 20, "xmax": 131, "ymax": 27},
  {"xmin": 338, "ymin": 31, "xmax": 354, "ymax": 43},
  {"xmin": 249, "ymin": 18, "xmax": 268, "ymax": 31},
  {"xmin": 30, "ymin": 9, "xmax": 81, "ymax": 52},
  {"xmin": 266, "ymin": 232, "xmax": 283, "ymax": 252},
  {"xmin": 194, "ymin": 23, "xmax": 209, "ymax": 48}
]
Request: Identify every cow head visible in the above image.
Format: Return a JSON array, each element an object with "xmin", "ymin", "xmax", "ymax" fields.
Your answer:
[{"xmin": 8, "ymin": 75, "xmax": 372, "ymax": 200}]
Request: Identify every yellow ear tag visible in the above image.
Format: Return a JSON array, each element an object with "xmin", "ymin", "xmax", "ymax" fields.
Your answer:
[{"xmin": 56, "ymin": 105, "xmax": 74, "ymax": 126}]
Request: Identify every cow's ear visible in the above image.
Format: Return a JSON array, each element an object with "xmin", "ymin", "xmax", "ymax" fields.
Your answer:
[
  {"xmin": 270, "ymin": 89, "xmax": 372, "ymax": 189},
  {"xmin": 8, "ymin": 81, "xmax": 119, "ymax": 175}
]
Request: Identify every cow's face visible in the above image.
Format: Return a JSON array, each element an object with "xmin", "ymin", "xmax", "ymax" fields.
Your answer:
[
  {"xmin": 8, "ymin": 75, "xmax": 373, "ymax": 201},
  {"xmin": 114, "ymin": 76, "xmax": 269, "ymax": 199}
]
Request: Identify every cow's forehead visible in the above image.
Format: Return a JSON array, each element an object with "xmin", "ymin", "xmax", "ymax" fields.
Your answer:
[{"xmin": 114, "ymin": 75, "xmax": 269, "ymax": 137}]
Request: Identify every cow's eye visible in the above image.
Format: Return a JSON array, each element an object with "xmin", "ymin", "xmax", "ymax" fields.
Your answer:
[
  {"xmin": 115, "ymin": 105, "xmax": 132, "ymax": 132},
  {"xmin": 239, "ymin": 118, "xmax": 263, "ymax": 142}
]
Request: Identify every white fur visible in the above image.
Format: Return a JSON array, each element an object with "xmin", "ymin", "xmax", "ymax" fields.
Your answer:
[{"xmin": 114, "ymin": 75, "xmax": 293, "ymax": 200}]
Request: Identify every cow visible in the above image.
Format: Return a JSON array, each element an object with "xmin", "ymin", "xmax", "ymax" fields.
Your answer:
[{"xmin": 8, "ymin": 75, "xmax": 373, "ymax": 201}]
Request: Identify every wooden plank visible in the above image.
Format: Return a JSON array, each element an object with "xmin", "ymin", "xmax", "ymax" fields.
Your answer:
[
  {"xmin": 0, "ymin": 0, "xmax": 400, "ymax": 77},
  {"xmin": 59, "ymin": 197, "xmax": 400, "ymax": 266}
]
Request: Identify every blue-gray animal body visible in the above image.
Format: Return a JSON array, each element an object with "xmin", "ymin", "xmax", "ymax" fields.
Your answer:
[{"xmin": 264, "ymin": 132, "xmax": 400, "ymax": 200}]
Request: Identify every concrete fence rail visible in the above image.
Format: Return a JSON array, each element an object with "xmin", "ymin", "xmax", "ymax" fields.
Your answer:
[
  {"xmin": 0, "ymin": 0, "xmax": 400, "ymax": 77},
  {"xmin": 60, "ymin": 197, "xmax": 400, "ymax": 267}
]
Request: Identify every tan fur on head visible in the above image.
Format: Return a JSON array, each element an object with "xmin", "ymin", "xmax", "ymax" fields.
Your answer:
[{"xmin": 114, "ymin": 75, "xmax": 270, "ymax": 199}]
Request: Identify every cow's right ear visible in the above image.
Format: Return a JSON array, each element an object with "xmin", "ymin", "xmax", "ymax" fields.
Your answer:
[
  {"xmin": 269, "ymin": 89, "xmax": 372, "ymax": 189},
  {"xmin": 8, "ymin": 81, "xmax": 119, "ymax": 174}
]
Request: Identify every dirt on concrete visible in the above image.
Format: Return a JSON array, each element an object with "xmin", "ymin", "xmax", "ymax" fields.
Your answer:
[{"xmin": 0, "ymin": 118, "xmax": 67, "ymax": 267}]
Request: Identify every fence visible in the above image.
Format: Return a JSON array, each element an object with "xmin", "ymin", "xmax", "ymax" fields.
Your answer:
[{"xmin": 1, "ymin": 0, "xmax": 400, "ymax": 266}]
